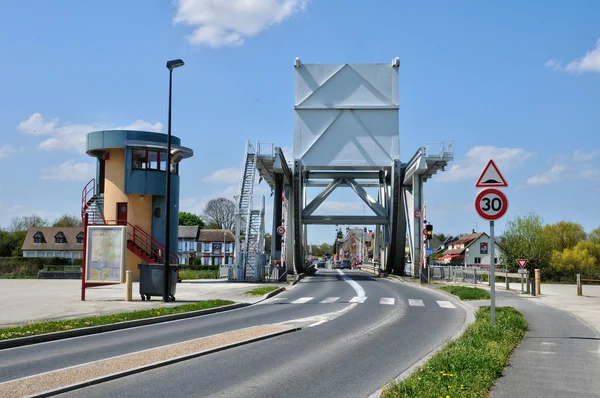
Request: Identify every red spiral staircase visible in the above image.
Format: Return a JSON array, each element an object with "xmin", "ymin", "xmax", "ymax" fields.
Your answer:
[{"xmin": 81, "ymin": 178, "xmax": 179, "ymax": 266}]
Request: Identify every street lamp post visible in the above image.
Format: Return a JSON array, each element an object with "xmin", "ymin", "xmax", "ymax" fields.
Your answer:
[{"xmin": 163, "ymin": 58, "xmax": 185, "ymax": 303}]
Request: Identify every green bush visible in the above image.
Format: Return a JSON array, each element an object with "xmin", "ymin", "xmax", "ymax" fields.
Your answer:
[
  {"xmin": 439, "ymin": 285, "xmax": 490, "ymax": 300},
  {"xmin": 0, "ymin": 257, "xmax": 73, "ymax": 277},
  {"xmin": 179, "ymin": 270, "xmax": 219, "ymax": 280},
  {"xmin": 179, "ymin": 264, "xmax": 219, "ymax": 271}
]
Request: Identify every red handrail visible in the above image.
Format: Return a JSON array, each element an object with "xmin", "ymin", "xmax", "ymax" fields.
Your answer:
[
  {"xmin": 83, "ymin": 207, "xmax": 179, "ymax": 264},
  {"xmin": 81, "ymin": 178, "xmax": 96, "ymax": 218}
]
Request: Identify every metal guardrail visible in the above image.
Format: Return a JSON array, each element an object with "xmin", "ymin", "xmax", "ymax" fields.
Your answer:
[{"xmin": 430, "ymin": 266, "xmax": 484, "ymax": 284}]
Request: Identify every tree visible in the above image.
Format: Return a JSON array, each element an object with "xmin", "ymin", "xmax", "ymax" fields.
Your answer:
[
  {"xmin": 500, "ymin": 213, "xmax": 552, "ymax": 273},
  {"xmin": 333, "ymin": 227, "xmax": 344, "ymax": 254},
  {"xmin": 202, "ymin": 198, "xmax": 236, "ymax": 231},
  {"xmin": 550, "ymin": 240, "xmax": 600, "ymax": 276},
  {"xmin": 433, "ymin": 233, "xmax": 447, "ymax": 243},
  {"xmin": 589, "ymin": 227, "xmax": 600, "ymax": 244},
  {"xmin": 52, "ymin": 214, "xmax": 82, "ymax": 227},
  {"xmin": 264, "ymin": 233, "xmax": 272, "ymax": 255},
  {"xmin": 8, "ymin": 214, "xmax": 49, "ymax": 232},
  {"xmin": 0, "ymin": 230, "xmax": 27, "ymax": 257},
  {"xmin": 179, "ymin": 212, "xmax": 205, "ymax": 228},
  {"xmin": 542, "ymin": 221, "xmax": 586, "ymax": 252}
]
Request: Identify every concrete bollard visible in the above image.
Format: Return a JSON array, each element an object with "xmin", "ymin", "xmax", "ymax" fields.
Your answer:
[
  {"xmin": 506, "ymin": 273, "xmax": 510, "ymax": 290},
  {"xmin": 535, "ymin": 269, "xmax": 541, "ymax": 295},
  {"xmin": 526, "ymin": 272, "xmax": 530, "ymax": 295},
  {"xmin": 577, "ymin": 274, "xmax": 582, "ymax": 296},
  {"xmin": 126, "ymin": 270, "xmax": 133, "ymax": 301}
]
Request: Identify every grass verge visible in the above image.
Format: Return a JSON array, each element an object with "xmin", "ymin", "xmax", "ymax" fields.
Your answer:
[
  {"xmin": 382, "ymin": 306, "xmax": 527, "ymax": 398},
  {"xmin": 0, "ymin": 299, "xmax": 235, "ymax": 341},
  {"xmin": 179, "ymin": 270, "xmax": 218, "ymax": 280},
  {"xmin": 439, "ymin": 285, "xmax": 490, "ymax": 300},
  {"xmin": 243, "ymin": 286, "xmax": 281, "ymax": 296}
]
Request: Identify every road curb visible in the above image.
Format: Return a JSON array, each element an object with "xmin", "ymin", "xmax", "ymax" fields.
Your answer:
[
  {"xmin": 252, "ymin": 286, "xmax": 287, "ymax": 304},
  {"xmin": 291, "ymin": 273, "xmax": 306, "ymax": 285},
  {"xmin": 368, "ymin": 279, "xmax": 476, "ymax": 398},
  {"xmin": 30, "ymin": 326, "xmax": 301, "ymax": 398},
  {"xmin": 0, "ymin": 303, "xmax": 250, "ymax": 350}
]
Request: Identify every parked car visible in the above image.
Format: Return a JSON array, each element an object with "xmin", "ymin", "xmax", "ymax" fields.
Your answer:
[
  {"xmin": 341, "ymin": 259, "xmax": 352, "ymax": 269},
  {"xmin": 333, "ymin": 260, "xmax": 342, "ymax": 269},
  {"xmin": 317, "ymin": 259, "xmax": 326, "ymax": 268}
]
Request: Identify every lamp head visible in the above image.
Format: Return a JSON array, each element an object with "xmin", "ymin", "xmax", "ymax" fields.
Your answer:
[{"xmin": 166, "ymin": 59, "xmax": 185, "ymax": 70}]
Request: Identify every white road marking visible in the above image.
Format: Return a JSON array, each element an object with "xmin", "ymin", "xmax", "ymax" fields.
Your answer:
[
  {"xmin": 336, "ymin": 269, "xmax": 366, "ymax": 297},
  {"xmin": 276, "ymin": 304, "xmax": 358, "ymax": 328},
  {"xmin": 291, "ymin": 297, "xmax": 313, "ymax": 304},
  {"xmin": 408, "ymin": 299, "xmax": 425, "ymax": 307},
  {"xmin": 320, "ymin": 297, "xmax": 340, "ymax": 304},
  {"xmin": 436, "ymin": 300, "xmax": 456, "ymax": 309},
  {"xmin": 379, "ymin": 297, "xmax": 395, "ymax": 305},
  {"xmin": 526, "ymin": 350, "xmax": 556, "ymax": 355},
  {"xmin": 540, "ymin": 342, "xmax": 556, "ymax": 346},
  {"xmin": 349, "ymin": 296, "xmax": 367, "ymax": 303},
  {"xmin": 257, "ymin": 297, "xmax": 285, "ymax": 305}
]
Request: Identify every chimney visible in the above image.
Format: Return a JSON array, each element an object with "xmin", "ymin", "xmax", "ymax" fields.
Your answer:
[{"xmin": 472, "ymin": 229, "xmax": 475, "ymax": 234}]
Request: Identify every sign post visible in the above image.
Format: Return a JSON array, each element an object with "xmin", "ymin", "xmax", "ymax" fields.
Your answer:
[
  {"xmin": 475, "ymin": 160, "xmax": 509, "ymax": 326},
  {"xmin": 517, "ymin": 259, "xmax": 528, "ymax": 293}
]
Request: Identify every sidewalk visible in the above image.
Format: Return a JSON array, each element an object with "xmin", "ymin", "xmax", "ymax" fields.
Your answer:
[
  {"xmin": 0, "ymin": 279, "xmax": 286, "ymax": 328},
  {"xmin": 482, "ymin": 290, "xmax": 600, "ymax": 397}
]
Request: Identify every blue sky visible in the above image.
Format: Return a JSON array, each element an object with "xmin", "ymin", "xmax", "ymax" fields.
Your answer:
[{"xmin": 0, "ymin": 0, "xmax": 598, "ymax": 245}]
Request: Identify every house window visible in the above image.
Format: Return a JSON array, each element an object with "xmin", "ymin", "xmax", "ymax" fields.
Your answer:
[
  {"xmin": 33, "ymin": 232, "xmax": 44, "ymax": 244},
  {"xmin": 201, "ymin": 256, "xmax": 209, "ymax": 265},
  {"xmin": 148, "ymin": 151, "xmax": 159, "ymax": 170},
  {"xmin": 202, "ymin": 243, "xmax": 211, "ymax": 253},
  {"xmin": 132, "ymin": 149, "xmax": 179, "ymax": 174},
  {"xmin": 494, "ymin": 257, "xmax": 498, "ymax": 263},
  {"xmin": 132, "ymin": 149, "xmax": 148, "ymax": 169},
  {"xmin": 214, "ymin": 257, "xmax": 222, "ymax": 265},
  {"xmin": 55, "ymin": 233, "xmax": 66, "ymax": 244},
  {"xmin": 474, "ymin": 257, "xmax": 481, "ymax": 264},
  {"xmin": 76, "ymin": 232, "xmax": 84, "ymax": 244}
]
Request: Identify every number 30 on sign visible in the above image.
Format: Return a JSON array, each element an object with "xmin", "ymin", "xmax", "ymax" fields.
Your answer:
[{"xmin": 475, "ymin": 188, "xmax": 508, "ymax": 220}]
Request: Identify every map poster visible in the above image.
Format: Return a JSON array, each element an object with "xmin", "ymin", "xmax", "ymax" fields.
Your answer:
[{"xmin": 85, "ymin": 225, "xmax": 127, "ymax": 284}]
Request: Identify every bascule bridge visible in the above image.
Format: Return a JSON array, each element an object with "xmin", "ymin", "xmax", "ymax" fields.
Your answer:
[{"xmin": 230, "ymin": 58, "xmax": 453, "ymax": 281}]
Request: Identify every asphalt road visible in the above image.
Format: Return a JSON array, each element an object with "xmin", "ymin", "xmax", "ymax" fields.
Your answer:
[{"xmin": 5, "ymin": 269, "xmax": 467, "ymax": 398}]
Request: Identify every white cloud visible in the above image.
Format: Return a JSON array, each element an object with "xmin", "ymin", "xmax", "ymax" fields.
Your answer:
[
  {"xmin": 17, "ymin": 113, "xmax": 162, "ymax": 153},
  {"xmin": 573, "ymin": 149, "xmax": 599, "ymax": 162},
  {"xmin": 0, "ymin": 145, "xmax": 18, "ymax": 158},
  {"xmin": 40, "ymin": 160, "xmax": 96, "ymax": 182},
  {"xmin": 546, "ymin": 38, "xmax": 600, "ymax": 73},
  {"xmin": 180, "ymin": 197, "xmax": 207, "ymax": 215},
  {"xmin": 526, "ymin": 164, "xmax": 568, "ymax": 186},
  {"xmin": 17, "ymin": 113, "xmax": 57, "ymax": 135},
  {"xmin": 173, "ymin": 0, "xmax": 308, "ymax": 48},
  {"xmin": 436, "ymin": 146, "xmax": 532, "ymax": 183},
  {"xmin": 577, "ymin": 169, "xmax": 600, "ymax": 180},
  {"xmin": 202, "ymin": 167, "xmax": 241, "ymax": 183}
]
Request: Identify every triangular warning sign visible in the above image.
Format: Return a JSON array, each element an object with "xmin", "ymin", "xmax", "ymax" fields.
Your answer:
[
  {"xmin": 476, "ymin": 159, "xmax": 508, "ymax": 187},
  {"xmin": 517, "ymin": 259, "xmax": 528, "ymax": 268}
]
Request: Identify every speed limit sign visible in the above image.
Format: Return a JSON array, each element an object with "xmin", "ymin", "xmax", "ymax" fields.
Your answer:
[{"xmin": 475, "ymin": 188, "xmax": 508, "ymax": 220}]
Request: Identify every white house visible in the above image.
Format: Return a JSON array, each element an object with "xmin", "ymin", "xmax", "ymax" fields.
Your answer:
[{"xmin": 440, "ymin": 231, "xmax": 503, "ymax": 267}]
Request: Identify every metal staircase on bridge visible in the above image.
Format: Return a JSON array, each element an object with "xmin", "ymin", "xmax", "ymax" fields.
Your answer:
[
  {"xmin": 234, "ymin": 141, "xmax": 267, "ymax": 281},
  {"xmin": 81, "ymin": 178, "xmax": 179, "ymax": 266}
]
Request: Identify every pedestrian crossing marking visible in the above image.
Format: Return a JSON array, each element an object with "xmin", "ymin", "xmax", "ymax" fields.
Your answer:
[
  {"xmin": 320, "ymin": 297, "xmax": 340, "ymax": 304},
  {"xmin": 408, "ymin": 299, "xmax": 425, "ymax": 307},
  {"xmin": 291, "ymin": 297, "xmax": 313, "ymax": 304},
  {"xmin": 436, "ymin": 300, "xmax": 456, "ymax": 309},
  {"xmin": 379, "ymin": 297, "xmax": 395, "ymax": 305},
  {"xmin": 349, "ymin": 296, "xmax": 367, "ymax": 303}
]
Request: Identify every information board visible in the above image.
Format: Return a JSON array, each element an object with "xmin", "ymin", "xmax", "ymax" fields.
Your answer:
[{"xmin": 85, "ymin": 225, "xmax": 127, "ymax": 284}]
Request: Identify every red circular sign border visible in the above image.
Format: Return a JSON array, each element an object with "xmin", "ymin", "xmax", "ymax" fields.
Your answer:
[
  {"xmin": 475, "ymin": 188, "xmax": 508, "ymax": 220},
  {"xmin": 277, "ymin": 226, "xmax": 286, "ymax": 236}
]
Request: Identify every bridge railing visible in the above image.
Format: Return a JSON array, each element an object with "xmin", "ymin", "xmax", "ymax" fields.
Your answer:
[{"xmin": 430, "ymin": 265, "xmax": 484, "ymax": 284}]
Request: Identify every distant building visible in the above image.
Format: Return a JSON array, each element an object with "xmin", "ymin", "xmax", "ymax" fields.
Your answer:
[
  {"xmin": 337, "ymin": 227, "xmax": 373, "ymax": 261},
  {"xmin": 21, "ymin": 227, "xmax": 84, "ymax": 261},
  {"xmin": 440, "ymin": 231, "xmax": 503, "ymax": 266},
  {"xmin": 197, "ymin": 229, "xmax": 235, "ymax": 266},
  {"xmin": 178, "ymin": 226, "xmax": 200, "ymax": 265}
]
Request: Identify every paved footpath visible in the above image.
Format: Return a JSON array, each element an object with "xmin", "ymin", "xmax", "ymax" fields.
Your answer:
[{"xmin": 0, "ymin": 279, "xmax": 285, "ymax": 328}]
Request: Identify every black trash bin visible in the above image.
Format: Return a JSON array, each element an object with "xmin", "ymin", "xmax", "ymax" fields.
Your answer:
[{"xmin": 137, "ymin": 263, "xmax": 178, "ymax": 301}]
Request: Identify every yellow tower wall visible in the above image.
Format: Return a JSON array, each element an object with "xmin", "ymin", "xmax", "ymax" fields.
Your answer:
[{"xmin": 103, "ymin": 148, "xmax": 154, "ymax": 281}]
